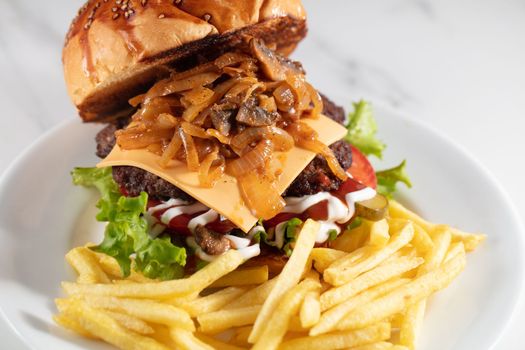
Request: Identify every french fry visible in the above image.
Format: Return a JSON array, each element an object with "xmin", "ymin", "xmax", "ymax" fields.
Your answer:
[
  {"xmin": 182, "ymin": 286, "xmax": 248, "ymax": 317},
  {"xmin": 349, "ymin": 342, "xmax": 409, "ymax": 350},
  {"xmin": 195, "ymin": 333, "xmax": 248, "ymax": 350},
  {"xmin": 324, "ymin": 223, "xmax": 414, "ymax": 286},
  {"xmin": 231, "ymin": 326, "xmax": 252, "ymax": 346},
  {"xmin": 104, "ymin": 310, "xmax": 155, "ymax": 335},
  {"xmin": 95, "ymin": 252, "xmax": 154, "ymax": 283},
  {"xmin": 197, "ymin": 305, "xmax": 261, "ymax": 334},
  {"xmin": 300, "ymin": 290, "xmax": 321, "ymax": 328},
  {"xmin": 367, "ymin": 219, "xmax": 390, "ymax": 248},
  {"xmin": 399, "ymin": 227, "xmax": 451, "ymax": 349},
  {"xmin": 326, "ymin": 246, "xmax": 369, "ymax": 270},
  {"xmin": 280, "ymin": 322, "xmax": 391, "ymax": 350},
  {"xmin": 331, "ymin": 225, "xmax": 369, "ymax": 252},
  {"xmin": 337, "ymin": 251, "xmax": 466, "ymax": 331},
  {"xmin": 252, "ymin": 279, "xmax": 320, "ymax": 350},
  {"xmin": 411, "ymin": 224, "xmax": 434, "ymax": 254},
  {"xmin": 321, "ymin": 256, "xmax": 424, "ymax": 311},
  {"xmin": 248, "ymin": 219, "xmax": 319, "ymax": 343},
  {"xmin": 444, "ymin": 242, "xmax": 465, "ymax": 263},
  {"xmin": 288, "ymin": 316, "xmax": 309, "ymax": 333},
  {"xmin": 311, "ymin": 278, "xmax": 409, "ymax": 336},
  {"xmin": 170, "ymin": 328, "xmax": 214, "ymax": 350},
  {"xmin": 311, "ymin": 248, "xmax": 348, "ymax": 273},
  {"xmin": 78, "ymin": 295, "xmax": 195, "ymax": 331},
  {"xmin": 58, "ymin": 298, "xmax": 170, "ymax": 350},
  {"xmin": 65, "ymin": 247, "xmax": 110, "ymax": 284},
  {"xmin": 389, "ymin": 200, "xmax": 485, "ymax": 251},
  {"xmin": 53, "ymin": 314, "xmax": 96, "ymax": 339},
  {"xmin": 62, "ymin": 250, "xmax": 246, "ymax": 298},
  {"xmin": 210, "ymin": 265, "xmax": 268, "ymax": 288},
  {"xmin": 223, "ymin": 278, "xmax": 277, "ymax": 309}
]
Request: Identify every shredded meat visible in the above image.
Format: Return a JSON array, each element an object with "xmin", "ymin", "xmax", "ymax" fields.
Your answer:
[{"xmin": 194, "ymin": 225, "xmax": 231, "ymax": 255}]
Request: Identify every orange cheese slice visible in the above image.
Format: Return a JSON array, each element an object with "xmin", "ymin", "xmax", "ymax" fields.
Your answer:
[{"xmin": 98, "ymin": 115, "xmax": 348, "ymax": 232}]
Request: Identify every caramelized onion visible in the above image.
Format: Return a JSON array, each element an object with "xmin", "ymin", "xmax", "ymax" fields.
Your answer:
[
  {"xmin": 227, "ymin": 141, "xmax": 273, "ymax": 177},
  {"xmin": 231, "ymin": 126, "xmax": 293, "ymax": 152},
  {"xmin": 159, "ymin": 129, "xmax": 182, "ymax": 167},
  {"xmin": 199, "ymin": 147, "xmax": 219, "ymax": 188},
  {"xmin": 273, "ymin": 83, "xmax": 295, "ymax": 113},
  {"xmin": 206, "ymin": 129, "xmax": 231, "ymax": 144},
  {"xmin": 238, "ymin": 172, "xmax": 285, "ymax": 220},
  {"xmin": 305, "ymin": 82, "xmax": 323, "ymax": 119},
  {"xmin": 179, "ymin": 130, "xmax": 200, "ymax": 171},
  {"xmin": 181, "ymin": 86, "xmax": 214, "ymax": 107},
  {"xmin": 145, "ymin": 72, "xmax": 220, "ymax": 102},
  {"xmin": 181, "ymin": 122, "xmax": 210, "ymax": 139}
]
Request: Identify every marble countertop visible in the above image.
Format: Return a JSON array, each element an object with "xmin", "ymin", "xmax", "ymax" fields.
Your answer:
[{"xmin": 0, "ymin": 0, "xmax": 524, "ymax": 348}]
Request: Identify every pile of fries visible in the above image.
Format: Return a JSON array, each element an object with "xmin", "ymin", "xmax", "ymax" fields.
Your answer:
[{"xmin": 55, "ymin": 200, "xmax": 485, "ymax": 350}]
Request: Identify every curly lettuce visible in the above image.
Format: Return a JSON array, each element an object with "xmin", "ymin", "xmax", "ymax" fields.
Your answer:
[
  {"xmin": 71, "ymin": 167, "xmax": 186, "ymax": 280},
  {"xmin": 345, "ymin": 100, "xmax": 386, "ymax": 159},
  {"xmin": 376, "ymin": 160, "xmax": 412, "ymax": 198}
]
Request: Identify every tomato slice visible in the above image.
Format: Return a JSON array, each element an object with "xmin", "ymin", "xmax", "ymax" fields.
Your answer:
[{"xmin": 347, "ymin": 145, "xmax": 377, "ymax": 188}]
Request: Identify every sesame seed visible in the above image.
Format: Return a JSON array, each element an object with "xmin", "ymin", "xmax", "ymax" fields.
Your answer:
[
  {"xmin": 116, "ymin": 0, "xmax": 122, "ymax": 4},
  {"xmin": 113, "ymin": 13, "xmax": 120, "ymax": 19},
  {"xmin": 203, "ymin": 13, "xmax": 211, "ymax": 22},
  {"xmin": 141, "ymin": 0, "xmax": 147, "ymax": 6},
  {"xmin": 158, "ymin": 13, "xmax": 165, "ymax": 19},
  {"xmin": 174, "ymin": 0, "xmax": 182, "ymax": 4},
  {"xmin": 112, "ymin": 6, "xmax": 118, "ymax": 12}
]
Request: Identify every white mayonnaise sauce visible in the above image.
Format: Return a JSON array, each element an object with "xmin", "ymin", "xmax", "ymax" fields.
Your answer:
[
  {"xmin": 281, "ymin": 187, "xmax": 377, "ymax": 244},
  {"xmin": 188, "ymin": 209, "xmax": 219, "ymax": 233},
  {"xmin": 225, "ymin": 235, "xmax": 251, "ymax": 249},
  {"xmin": 160, "ymin": 202, "xmax": 208, "ymax": 225}
]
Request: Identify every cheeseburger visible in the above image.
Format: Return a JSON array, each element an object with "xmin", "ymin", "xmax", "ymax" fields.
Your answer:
[{"xmin": 65, "ymin": 0, "xmax": 388, "ymax": 279}]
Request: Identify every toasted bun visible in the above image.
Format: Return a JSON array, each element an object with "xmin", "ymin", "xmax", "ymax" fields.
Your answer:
[{"xmin": 63, "ymin": 0, "xmax": 307, "ymax": 122}]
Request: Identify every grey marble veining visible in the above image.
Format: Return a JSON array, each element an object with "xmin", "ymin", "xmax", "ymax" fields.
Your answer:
[{"xmin": 0, "ymin": 0, "xmax": 524, "ymax": 348}]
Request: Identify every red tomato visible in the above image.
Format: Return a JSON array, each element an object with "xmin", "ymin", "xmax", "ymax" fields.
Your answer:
[{"xmin": 347, "ymin": 145, "xmax": 377, "ymax": 188}]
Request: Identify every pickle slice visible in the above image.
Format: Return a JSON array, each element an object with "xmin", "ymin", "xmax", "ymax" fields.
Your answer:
[{"xmin": 355, "ymin": 194, "xmax": 389, "ymax": 221}]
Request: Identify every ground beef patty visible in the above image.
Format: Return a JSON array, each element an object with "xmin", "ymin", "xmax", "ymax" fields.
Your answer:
[{"xmin": 96, "ymin": 93, "xmax": 352, "ymax": 200}]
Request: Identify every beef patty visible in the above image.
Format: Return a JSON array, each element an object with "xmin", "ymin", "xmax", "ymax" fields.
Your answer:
[{"xmin": 95, "ymin": 93, "xmax": 352, "ymax": 201}]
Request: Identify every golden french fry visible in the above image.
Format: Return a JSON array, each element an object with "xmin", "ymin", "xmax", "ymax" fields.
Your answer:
[
  {"xmin": 58, "ymin": 298, "xmax": 169, "ymax": 350},
  {"xmin": 280, "ymin": 322, "xmax": 391, "ymax": 350},
  {"xmin": 63, "ymin": 250, "xmax": 245, "ymax": 298},
  {"xmin": 182, "ymin": 286, "xmax": 248, "ymax": 317},
  {"xmin": 78, "ymin": 295, "xmax": 195, "ymax": 331},
  {"xmin": 104, "ymin": 310, "xmax": 154, "ymax": 335},
  {"xmin": 338, "ymin": 251, "xmax": 466, "ymax": 330},
  {"xmin": 249, "ymin": 219, "xmax": 319, "ymax": 343},
  {"xmin": 94, "ymin": 252, "xmax": 154, "ymax": 283},
  {"xmin": 210, "ymin": 265, "xmax": 268, "ymax": 288},
  {"xmin": 195, "ymin": 333, "xmax": 248, "ymax": 350},
  {"xmin": 389, "ymin": 200, "xmax": 485, "ymax": 251},
  {"xmin": 444, "ymin": 242, "xmax": 465, "ymax": 263},
  {"xmin": 324, "ymin": 223, "xmax": 414, "ymax": 286},
  {"xmin": 53, "ymin": 314, "xmax": 96, "ymax": 339},
  {"xmin": 321, "ymin": 256, "xmax": 423, "ymax": 311},
  {"xmin": 288, "ymin": 316, "xmax": 309, "ymax": 333},
  {"xmin": 170, "ymin": 328, "xmax": 214, "ymax": 350},
  {"xmin": 231, "ymin": 326, "xmax": 252, "ymax": 346},
  {"xmin": 252, "ymin": 279, "xmax": 320, "ymax": 350},
  {"xmin": 331, "ymin": 225, "xmax": 369, "ymax": 252},
  {"xmin": 197, "ymin": 305, "xmax": 261, "ymax": 334},
  {"xmin": 311, "ymin": 278, "xmax": 408, "ymax": 336},
  {"xmin": 399, "ymin": 227, "xmax": 451, "ymax": 349},
  {"xmin": 348, "ymin": 342, "xmax": 408, "ymax": 350},
  {"xmin": 388, "ymin": 219, "xmax": 434, "ymax": 255},
  {"xmin": 300, "ymin": 290, "xmax": 321, "ymax": 328},
  {"xmin": 311, "ymin": 248, "xmax": 348, "ymax": 273},
  {"xmin": 367, "ymin": 219, "xmax": 390, "ymax": 248},
  {"xmin": 65, "ymin": 247, "xmax": 110, "ymax": 284},
  {"xmin": 223, "ymin": 278, "xmax": 277, "ymax": 310}
]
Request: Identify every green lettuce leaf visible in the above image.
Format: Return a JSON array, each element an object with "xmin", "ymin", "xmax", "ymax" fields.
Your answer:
[
  {"xmin": 376, "ymin": 160, "xmax": 412, "ymax": 198},
  {"xmin": 71, "ymin": 167, "xmax": 187, "ymax": 280},
  {"xmin": 345, "ymin": 100, "xmax": 386, "ymax": 158}
]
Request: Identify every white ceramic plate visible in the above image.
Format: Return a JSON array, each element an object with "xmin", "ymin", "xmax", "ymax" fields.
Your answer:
[{"xmin": 0, "ymin": 107, "xmax": 523, "ymax": 350}]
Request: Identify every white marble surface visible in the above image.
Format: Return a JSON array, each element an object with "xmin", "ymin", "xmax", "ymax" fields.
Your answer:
[{"xmin": 0, "ymin": 0, "xmax": 524, "ymax": 348}]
